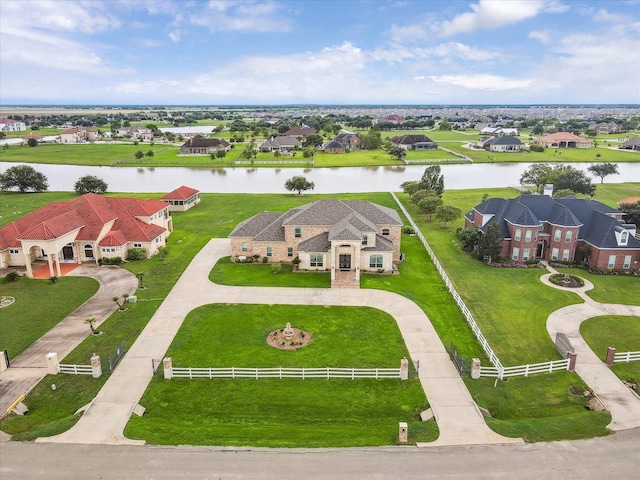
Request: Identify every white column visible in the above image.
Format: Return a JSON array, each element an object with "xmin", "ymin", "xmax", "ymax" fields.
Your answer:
[
  {"xmin": 90, "ymin": 354, "xmax": 102, "ymax": 378},
  {"xmin": 46, "ymin": 352, "xmax": 59, "ymax": 375},
  {"xmin": 163, "ymin": 357, "xmax": 173, "ymax": 379}
]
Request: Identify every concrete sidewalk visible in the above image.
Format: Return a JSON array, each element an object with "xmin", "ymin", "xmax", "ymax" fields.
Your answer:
[
  {"xmin": 541, "ymin": 263, "xmax": 640, "ymax": 430},
  {"xmin": 40, "ymin": 238, "xmax": 521, "ymax": 447},
  {"xmin": 0, "ymin": 265, "xmax": 138, "ymax": 418}
]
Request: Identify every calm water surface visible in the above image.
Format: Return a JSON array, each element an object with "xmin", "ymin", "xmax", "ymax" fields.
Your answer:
[{"xmin": 0, "ymin": 162, "xmax": 638, "ymax": 193}]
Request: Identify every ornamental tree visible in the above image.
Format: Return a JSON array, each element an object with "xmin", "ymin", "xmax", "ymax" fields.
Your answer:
[{"xmin": 284, "ymin": 176, "xmax": 315, "ymax": 196}]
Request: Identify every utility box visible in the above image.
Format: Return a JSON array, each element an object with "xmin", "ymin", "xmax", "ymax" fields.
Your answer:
[{"xmin": 399, "ymin": 422, "xmax": 408, "ymax": 443}]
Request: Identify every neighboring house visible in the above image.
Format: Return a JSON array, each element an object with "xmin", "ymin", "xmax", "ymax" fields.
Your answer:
[
  {"xmin": 589, "ymin": 122, "xmax": 621, "ymax": 134},
  {"xmin": 465, "ymin": 194, "xmax": 639, "ymax": 271},
  {"xmin": 333, "ymin": 132, "xmax": 362, "ymax": 150},
  {"xmin": 179, "ymin": 138, "xmax": 230, "ymax": 154},
  {"xmin": 116, "ymin": 126, "xmax": 153, "ymax": 141},
  {"xmin": 229, "ymin": 199, "xmax": 403, "ymax": 288},
  {"xmin": 323, "ymin": 140, "xmax": 346, "ymax": 154},
  {"xmin": 620, "ymin": 138, "xmax": 640, "ymax": 151},
  {"xmin": 618, "ymin": 197, "xmax": 640, "ymax": 207},
  {"xmin": 0, "ymin": 193, "xmax": 173, "ymax": 278},
  {"xmin": 57, "ymin": 127, "xmax": 100, "ymax": 143},
  {"xmin": 391, "ymin": 135, "xmax": 437, "ymax": 150},
  {"xmin": 161, "ymin": 185, "xmax": 201, "ymax": 212},
  {"xmin": 482, "ymin": 136, "xmax": 525, "ymax": 152},
  {"xmin": 0, "ymin": 118, "xmax": 27, "ymax": 132},
  {"xmin": 479, "ymin": 127, "xmax": 519, "ymax": 136},
  {"xmin": 533, "ymin": 132, "xmax": 591, "ymax": 148},
  {"xmin": 284, "ymin": 126, "xmax": 317, "ymax": 138},
  {"xmin": 385, "ymin": 114, "xmax": 404, "ymax": 124},
  {"xmin": 258, "ymin": 136, "xmax": 302, "ymax": 152}
]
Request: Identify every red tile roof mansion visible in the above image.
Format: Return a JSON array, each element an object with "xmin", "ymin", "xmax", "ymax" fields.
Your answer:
[{"xmin": 0, "ymin": 193, "xmax": 173, "ymax": 278}]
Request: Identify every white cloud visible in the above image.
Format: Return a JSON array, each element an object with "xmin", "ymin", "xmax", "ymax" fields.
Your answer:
[
  {"xmin": 429, "ymin": 74, "xmax": 531, "ymax": 91},
  {"xmin": 592, "ymin": 8, "xmax": 628, "ymax": 23},
  {"xmin": 186, "ymin": 0, "xmax": 292, "ymax": 33},
  {"xmin": 529, "ymin": 30, "xmax": 551, "ymax": 43},
  {"xmin": 438, "ymin": 0, "xmax": 547, "ymax": 37},
  {"xmin": 169, "ymin": 30, "xmax": 182, "ymax": 42}
]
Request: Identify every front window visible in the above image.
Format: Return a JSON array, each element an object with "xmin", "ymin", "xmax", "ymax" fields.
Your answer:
[
  {"xmin": 562, "ymin": 249, "xmax": 570, "ymax": 261},
  {"xmin": 623, "ymin": 255, "xmax": 631, "ymax": 269},
  {"xmin": 551, "ymin": 248, "xmax": 559, "ymax": 260},
  {"xmin": 241, "ymin": 242, "xmax": 248, "ymax": 252},
  {"xmin": 512, "ymin": 247, "xmax": 520, "ymax": 261},
  {"xmin": 9, "ymin": 248, "xmax": 19, "ymax": 254},
  {"xmin": 294, "ymin": 228, "xmax": 302, "ymax": 238},
  {"xmin": 554, "ymin": 230, "xmax": 561, "ymax": 242},
  {"xmin": 565, "ymin": 231, "xmax": 572, "ymax": 243},
  {"xmin": 525, "ymin": 230, "xmax": 532, "ymax": 242},
  {"xmin": 287, "ymin": 247, "xmax": 293, "ymax": 257},
  {"xmin": 608, "ymin": 255, "xmax": 616, "ymax": 269},
  {"xmin": 133, "ymin": 243, "xmax": 142, "ymax": 248},
  {"xmin": 369, "ymin": 255, "xmax": 383, "ymax": 268},
  {"xmin": 514, "ymin": 229, "xmax": 521, "ymax": 241},
  {"xmin": 266, "ymin": 247, "xmax": 272, "ymax": 257},
  {"xmin": 310, "ymin": 254, "xmax": 323, "ymax": 267},
  {"xmin": 523, "ymin": 249, "xmax": 530, "ymax": 261}
]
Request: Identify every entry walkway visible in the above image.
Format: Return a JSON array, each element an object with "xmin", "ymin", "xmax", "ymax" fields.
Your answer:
[
  {"xmin": 0, "ymin": 266, "xmax": 138, "ymax": 417},
  {"xmin": 541, "ymin": 263, "xmax": 640, "ymax": 430},
  {"xmin": 40, "ymin": 238, "xmax": 521, "ymax": 447}
]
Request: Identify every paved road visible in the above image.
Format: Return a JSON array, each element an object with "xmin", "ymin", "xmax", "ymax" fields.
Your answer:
[
  {"xmin": 0, "ymin": 266, "xmax": 138, "ymax": 416},
  {"xmin": 40, "ymin": 238, "xmax": 519, "ymax": 446},
  {"xmin": 541, "ymin": 267, "xmax": 640, "ymax": 431},
  {"xmin": 2, "ymin": 428, "xmax": 640, "ymax": 479}
]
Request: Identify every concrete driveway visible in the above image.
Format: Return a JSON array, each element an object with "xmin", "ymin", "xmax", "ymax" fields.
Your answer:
[
  {"xmin": 40, "ymin": 238, "xmax": 520, "ymax": 447},
  {"xmin": 0, "ymin": 265, "xmax": 137, "ymax": 416}
]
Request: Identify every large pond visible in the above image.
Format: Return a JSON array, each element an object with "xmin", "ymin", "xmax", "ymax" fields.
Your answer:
[{"xmin": 1, "ymin": 162, "xmax": 638, "ymax": 193}]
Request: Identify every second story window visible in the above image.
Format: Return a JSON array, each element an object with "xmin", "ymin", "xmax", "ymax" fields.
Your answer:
[{"xmin": 294, "ymin": 228, "xmax": 302, "ymax": 238}]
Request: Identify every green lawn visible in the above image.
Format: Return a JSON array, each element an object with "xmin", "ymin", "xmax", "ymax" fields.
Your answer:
[
  {"xmin": 125, "ymin": 304, "xmax": 434, "ymax": 447},
  {"xmin": 556, "ymin": 268, "xmax": 640, "ymax": 305},
  {"xmin": 0, "ymin": 277, "xmax": 99, "ymax": 357},
  {"xmin": 580, "ymin": 315, "xmax": 640, "ymax": 384}
]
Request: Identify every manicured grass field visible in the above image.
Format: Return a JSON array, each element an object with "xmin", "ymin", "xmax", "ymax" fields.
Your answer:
[
  {"xmin": 125, "ymin": 304, "xmax": 434, "ymax": 447},
  {"xmin": 556, "ymin": 268, "xmax": 640, "ymax": 305},
  {"xmin": 580, "ymin": 315, "xmax": 640, "ymax": 384},
  {"xmin": 0, "ymin": 277, "xmax": 99, "ymax": 357}
]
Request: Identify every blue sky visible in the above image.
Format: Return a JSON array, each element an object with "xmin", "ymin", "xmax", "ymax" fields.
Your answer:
[{"xmin": 1, "ymin": 0, "xmax": 639, "ymax": 105}]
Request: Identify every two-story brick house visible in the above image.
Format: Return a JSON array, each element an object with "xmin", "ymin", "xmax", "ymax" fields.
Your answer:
[
  {"xmin": 229, "ymin": 200, "xmax": 402, "ymax": 287},
  {"xmin": 465, "ymin": 195, "xmax": 639, "ymax": 271}
]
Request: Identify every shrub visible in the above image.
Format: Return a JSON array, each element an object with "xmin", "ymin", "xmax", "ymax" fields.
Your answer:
[
  {"xmin": 100, "ymin": 256, "xmax": 122, "ymax": 266},
  {"xmin": 4, "ymin": 271, "xmax": 20, "ymax": 282},
  {"xmin": 48, "ymin": 276, "xmax": 58, "ymax": 284},
  {"xmin": 529, "ymin": 144, "xmax": 544, "ymax": 152},
  {"xmin": 246, "ymin": 257, "xmax": 254, "ymax": 263},
  {"xmin": 271, "ymin": 264, "xmax": 282, "ymax": 275},
  {"xmin": 292, "ymin": 256, "xmax": 301, "ymax": 265},
  {"xmin": 403, "ymin": 226, "xmax": 415, "ymax": 235},
  {"xmin": 262, "ymin": 257, "xmax": 268, "ymax": 264},
  {"xmin": 127, "ymin": 248, "xmax": 147, "ymax": 261}
]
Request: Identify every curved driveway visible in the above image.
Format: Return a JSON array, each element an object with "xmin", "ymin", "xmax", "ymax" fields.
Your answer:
[
  {"xmin": 41, "ymin": 238, "xmax": 520, "ymax": 447},
  {"xmin": 0, "ymin": 265, "xmax": 138, "ymax": 416},
  {"xmin": 542, "ymin": 270, "xmax": 640, "ymax": 431}
]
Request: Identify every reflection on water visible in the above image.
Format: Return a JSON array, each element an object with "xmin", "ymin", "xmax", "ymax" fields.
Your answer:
[{"xmin": 0, "ymin": 162, "xmax": 637, "ymax": 194}]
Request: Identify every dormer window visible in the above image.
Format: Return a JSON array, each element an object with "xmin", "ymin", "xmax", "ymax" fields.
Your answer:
[
  {"xmin": 620, "ymin": 230, "xmax": 628, "ymax": 245},
  {"xmin": 362, "ymin": 235, "xmax": 368, "ymax": 245}
]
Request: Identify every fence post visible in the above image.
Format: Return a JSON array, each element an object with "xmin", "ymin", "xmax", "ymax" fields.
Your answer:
[
  {"xmin": 567, "ymin": 353, "xmax": 577, "ymax": 372},
  {"xmin": 398, "ymin": 422, "xmax": 408, "ymax": 443},
  {"xmin": 163, "ymin": 357, "xmax": 172, "ymax": 379},
  {"xmin": 400, "ymin": 357, "xmax": 409, "ymax": 380},
  {"xmin": 471, "ymin": 358, "xmax": 481, "ymax": 379},
  {"xmin": 90, "ymin": 354, "xmax": 102, "ymax": 378},
  {"xmin": 46, "ymin": 352, "xmax": 59, "ymax": 375},
  {"xmin": 0, "ymin": 351, "xmax": 8, "ymax": 373},
  {"xmin": 605, "ymin": 346, "xmax": 616, "ymax": 367}
]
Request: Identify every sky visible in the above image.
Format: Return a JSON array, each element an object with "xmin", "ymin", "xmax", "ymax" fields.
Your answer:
[{"xmin": 1, "ymin": 0, "xmax": 639, "ymax": 105}]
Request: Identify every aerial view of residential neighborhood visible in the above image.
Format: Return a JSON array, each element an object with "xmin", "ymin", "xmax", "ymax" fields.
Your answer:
[{"xmin": 0, "ymin": 0, "xmax": 638, "ymax": 478}]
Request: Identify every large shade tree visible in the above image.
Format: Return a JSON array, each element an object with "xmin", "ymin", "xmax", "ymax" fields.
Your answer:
[
  {"xmin": 587, "ymin": 163, "xmax": 619, "ymax": 184},
  {"xmin": 284, "ymin": 176, "xmax": 315, "ymax": 195},
  {"xmin": 552, "ymin": 166, "xmax": 595, "ymax": 196},
  {"xmin": 74, "ymin": 175, "xmax": 108, "ymax": 194},
  {"xmin": 419, "ymin": 165, "xmax": 445, "ymax": 197},
  {"xmin": 0, "ymin": 165, "xmax": 48, "ymax": 192},
  {"xmin": 519, "ymin": 164, "xmax": 553, "ymax": 193},
  {"xmin": 477, "ymin": 222, "xmax": 503, "ymax": 263}
]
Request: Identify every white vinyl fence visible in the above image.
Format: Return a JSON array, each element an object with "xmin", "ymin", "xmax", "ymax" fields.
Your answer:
[
  {"xmin": 613, "ymin": 351, "xmax": 640, "ymax": 363},
  {"xmin": 170, "ymin": 367, "xmax": 402, "ymax": 379},
  {"xmin": 392, "ymin": 192, "xmax": 573, "ymax": 380},
  {"xmin": 58, "ymin": 363, "xmax": 93, "ymax": 375}
]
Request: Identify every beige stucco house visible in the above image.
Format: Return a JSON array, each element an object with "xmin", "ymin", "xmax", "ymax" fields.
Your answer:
[
  {"xmin": 161, "ymin": 185, "xmax": 201, "ymax": 212},
  {"xmin": 0, "ymin": 193, "xmax": 172, "ymax": 278},
  {"xmin": 229, "ymin": 199, "xmax": 402, "ymax": 288}
]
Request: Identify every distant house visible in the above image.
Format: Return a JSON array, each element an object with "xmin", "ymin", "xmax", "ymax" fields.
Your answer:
[
  {"xmin": 116, "ymin": 126, "xmax": 153, "ymax": 141},
  {"xmin": 0, "ymin": 118, "xmax": 26, "ymax": 132},
  {"xmin": 385, "ymin": 114, "xmax": 404, "ymax": 124},
  {"xmin": 620, "ymin": 138, "xmax": 640, "ymax": 151},
  {"xmin": 534, "ymin": 132, "xmax": 591, "ymax": 149},
  {"xmin": 229, "ymin": 199, "xmax": 403, "ymax": 288},
  {"xmin": 0, "ymin": 193, "xmax": 173, "ymax": 277},
  {"xmin": 589, "ymin": 122, "xmax": 621, "ymax": 134},
  {"xmin": 258, "ymin": 136, "xmax": 302, "ymax": 152},
  {"xmin": 57, "ymin": 127, "xmax": 100, "ymax": 143},
  {"xmin": 482, "ymin": 136, "xmax": 525, "ymax": 152},
  {"xmin": 323, "ymin": 140, "xmax": 346, "ymax": 154},
  {"xmin": 284, "ymin": 126, "xmax": 317, "ymax": 138},
  {"xmin": 479, "ymin": 126, "xmax": 519, "ymax": 136},
  {"xmin": 333, "ymin": 132, "xmax": 362, "ymax": 150},
  {"xmin": 161, "ymin": 186, "xmax": 200, "ymax": 212},
  {"xmin": 618, "ymin": 197, "xmax": 640, "ymax": 207},
  {"xmin": 179, "ymin": 138, "xmax": 230, "ymax": 154},
  {"xmin": 391, "ymin": 135, "xmax": 437, "ymax": 150},
  {"xmin": 465, "ymin": 194, "xmax": 639, "ymax": 271}
]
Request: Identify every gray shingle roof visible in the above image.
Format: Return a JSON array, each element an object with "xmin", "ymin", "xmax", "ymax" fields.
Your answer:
[{"xmin": 298, "ymin": 232, "xmax": 331, "ymax": 252}]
